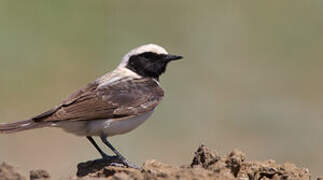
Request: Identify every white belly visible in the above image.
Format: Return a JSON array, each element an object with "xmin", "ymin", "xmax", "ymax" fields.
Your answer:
[{"xmin": 56, "ymin": 110, "xmax": 154, "ymax": 137}]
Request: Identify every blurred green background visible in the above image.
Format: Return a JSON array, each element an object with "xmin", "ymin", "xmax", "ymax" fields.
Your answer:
[{"xmin": 0, "ymin": 0, "xmax": 323, "ymax": 178}]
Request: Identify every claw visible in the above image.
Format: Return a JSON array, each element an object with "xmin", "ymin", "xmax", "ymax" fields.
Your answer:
[
  {"xmin": 96, "ymin": 155, "xmax": 140, "ymax": 169},
  {"xmin": 118, "ymin": 156, "xmax": 141, "ymax": 169}
]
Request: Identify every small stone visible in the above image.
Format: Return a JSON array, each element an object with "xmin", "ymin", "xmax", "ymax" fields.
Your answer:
[{"xmin": 30, "ymin": 169, "xmax": 50, "ymax": 180}]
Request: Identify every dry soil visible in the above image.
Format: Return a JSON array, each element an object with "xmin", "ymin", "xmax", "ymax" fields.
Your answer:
[{"xmin": 0, "ymin": 145, "xmax": 320, "ymax": 180}]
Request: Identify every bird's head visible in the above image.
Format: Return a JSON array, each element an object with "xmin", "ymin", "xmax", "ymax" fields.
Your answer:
[{"xmin": 119, "ymin": 44, "xmax": 183, "ymax": 79}]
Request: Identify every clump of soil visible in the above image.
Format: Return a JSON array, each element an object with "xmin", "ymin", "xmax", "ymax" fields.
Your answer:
[
  {"xmin": 29, "ymin": 170, "xmax": 50, "ymax": 180},
  {"xmin": 0, "ymin": 162, "xmax": 26, "ymax": 180},
  {"xmin": 0, "ymin": 145, "xmax": 318, "ymax": 180},
  {"xmin": 0, "ymin": 163, "xmax": 50, "ymax": 180}
]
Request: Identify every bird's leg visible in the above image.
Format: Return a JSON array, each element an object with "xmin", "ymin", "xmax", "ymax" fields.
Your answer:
[
  {"xmin": 86, "ymin": 136, "xmax": 111, "ymax": 159},
  {"xmin": 100, "ymin": 136, "xmax": 140, "ymax": 169}
]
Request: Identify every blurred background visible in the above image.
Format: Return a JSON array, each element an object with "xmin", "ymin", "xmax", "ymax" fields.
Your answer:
[{"xmin": 0, "ymin": 0, "xmax": 323, "ymax": 178}]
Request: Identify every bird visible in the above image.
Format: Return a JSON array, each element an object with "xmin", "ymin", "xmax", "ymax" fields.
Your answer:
[{"xmin": 0, "ymin": 44, "xmax": 183, "ymax": 168}]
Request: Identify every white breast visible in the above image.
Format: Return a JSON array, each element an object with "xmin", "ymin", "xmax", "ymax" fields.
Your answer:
[{"xmin": 56, "ymin": 110, "xmax": 154, "ymax": 137}]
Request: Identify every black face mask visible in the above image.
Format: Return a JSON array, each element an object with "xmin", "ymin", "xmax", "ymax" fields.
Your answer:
[{"xmin": 126, "ymin": 52, "xmax": 183, "ymax": 79}]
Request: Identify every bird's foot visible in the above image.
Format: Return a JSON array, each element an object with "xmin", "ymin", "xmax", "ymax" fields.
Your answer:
[
  {"xmin": 100, "ymin": 154, "xmax": 140, "ymax": 169},
  {"xmin": 97, "ymin": 154, "xmax": 140, "ymax": 169},
  {"xmin": 116, "ymin": 157, "xmax": 141, "ymax": 169}
]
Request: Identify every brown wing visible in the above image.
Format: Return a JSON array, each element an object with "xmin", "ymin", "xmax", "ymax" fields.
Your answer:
[{"xmin": 32, "ymin": 78, "xmax": 164, "ymax": 122}]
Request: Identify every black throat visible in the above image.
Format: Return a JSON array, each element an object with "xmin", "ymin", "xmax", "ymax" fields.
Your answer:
[{"xmin": 126, "ymin": 52, "xmax": 169, "ymax": 80}]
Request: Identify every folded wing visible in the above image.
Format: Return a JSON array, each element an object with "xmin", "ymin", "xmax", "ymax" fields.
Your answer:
[{"xmin": 32, "ymin": 78, "xmax": 164, "ymax": 122}]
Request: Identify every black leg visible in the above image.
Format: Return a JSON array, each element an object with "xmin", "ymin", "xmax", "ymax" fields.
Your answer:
[
  {"xmin": 87, "ymin": 136, "xmax": 108, "ymax": 158},
  {"xmin": 100, "ymin": 136, "xmax": 125, "ymax": 159},
  {"xmin": 100, "ymin": 136, "xmax": 140, "ymax": 169}
]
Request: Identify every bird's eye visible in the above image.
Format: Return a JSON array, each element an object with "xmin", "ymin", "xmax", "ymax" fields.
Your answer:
[{"xmin": 139, "ymin": 52, "xmax": 161, "ymax": 61}]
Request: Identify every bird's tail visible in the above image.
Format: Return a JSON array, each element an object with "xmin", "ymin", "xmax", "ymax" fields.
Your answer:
[{"xmin": 0, "ymin": 119, "xmax": 42, "ymax": 134}]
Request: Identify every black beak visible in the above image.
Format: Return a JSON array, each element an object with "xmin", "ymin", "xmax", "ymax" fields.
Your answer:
[{"xmin": 165, "ymin": 54, "xmax": 183, "ymax": 61}]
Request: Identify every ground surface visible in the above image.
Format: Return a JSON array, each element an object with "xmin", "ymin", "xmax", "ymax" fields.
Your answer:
[{"xmin": 0, "ymin": 145, "xmax": 320, "ymax": 180}]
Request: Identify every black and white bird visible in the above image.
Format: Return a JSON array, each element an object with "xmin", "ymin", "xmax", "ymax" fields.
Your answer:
[{"xmin": 0, "ymin": 44, "xmax": 183, "ymax": 168}]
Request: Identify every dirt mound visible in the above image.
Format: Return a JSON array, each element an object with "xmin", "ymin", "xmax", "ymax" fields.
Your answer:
[
  {"xmin": 0, "ymin": 162, "xmax": 26, "ymax": 180},
  {"xmin": 0, "ymin": 145, "xmax": 319, "ymax": 180}
]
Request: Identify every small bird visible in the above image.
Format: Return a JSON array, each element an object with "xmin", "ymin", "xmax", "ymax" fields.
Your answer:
[{"xmin": 0, "ymin": 44, "xmax": 183, "ymax": 168}]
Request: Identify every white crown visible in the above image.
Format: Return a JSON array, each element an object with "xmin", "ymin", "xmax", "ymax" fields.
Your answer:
[{"xmin": 118, "ymin": 44, "xmax": 168, "ymax": 68}]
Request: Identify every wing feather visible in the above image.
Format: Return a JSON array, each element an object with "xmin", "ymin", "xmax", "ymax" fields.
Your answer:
[{"xmin": 32, "ymin": 78, "xmax": 164, "ymax": 122}]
